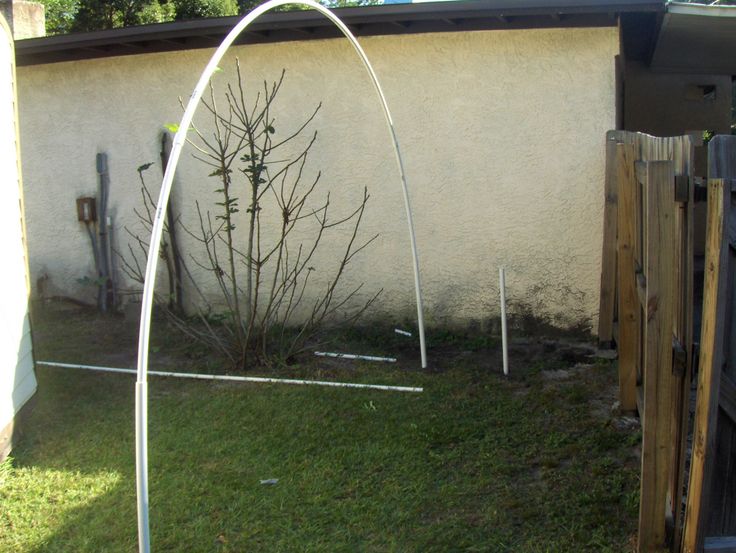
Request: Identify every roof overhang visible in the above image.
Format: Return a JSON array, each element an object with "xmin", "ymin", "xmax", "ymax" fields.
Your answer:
[
  {"xmin": 15, "ymin": 0, "xmax": 664, "ymax": 67},
  {"xmin": 651, "ymin": 2, "xmax": 736, "ymax": 74}
]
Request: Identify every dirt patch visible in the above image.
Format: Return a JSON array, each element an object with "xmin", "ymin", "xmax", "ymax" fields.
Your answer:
[{"xmin": 31, "ymin": 300, "xmax": 618, "ymax": 388}]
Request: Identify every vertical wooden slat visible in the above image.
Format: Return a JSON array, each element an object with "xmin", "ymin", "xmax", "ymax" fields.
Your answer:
[
  {"xmin": 708, "ymin": 136, "xmax": 736, "ymax": 179},
  {"xmin": 617, "ymin": 143, "xmax": 639, "ymax": 412},
  {"xmin": 599, "ymin": 131, "xmax": 622, "ymax": 345},
  {"xmin": 608, "ymin": 132, "xmax": 697, "ymax": 551},
  {"xmin": 703, "ymin": 136, "xmax": 736, "ymax": 542},
  {"xmin": 682, "ymin": 179, "xmax": 730, "ymax": 553},
  {"xmin": 639, "ymin": 160, "xmax": 676, "ymax": 552},
  {"xmin": 629, "ymin": 134, "xmax": 695, "ymax": 551},
  {"xmin": 671, "ymin": 135, "xmax": 695, "ymax": 551},
  {"xmin": 709, "ymin": 399, "xmax": 736, "ymax": 536}
]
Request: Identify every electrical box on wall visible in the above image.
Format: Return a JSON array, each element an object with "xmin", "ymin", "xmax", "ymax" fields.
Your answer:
[{"xmin": 76, "ymin": 197, "xmax": 97, "ymax": 222}]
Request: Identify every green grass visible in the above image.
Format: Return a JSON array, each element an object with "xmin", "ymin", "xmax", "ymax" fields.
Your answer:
[{"xmin": 1, "ymin": 310, "xmax": 640, "ymax": 552}]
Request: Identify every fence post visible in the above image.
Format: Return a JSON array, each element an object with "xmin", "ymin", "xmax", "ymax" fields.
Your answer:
[{"xmin": 638, "ymin": 160, "xmax": 675, "ymax": 552}]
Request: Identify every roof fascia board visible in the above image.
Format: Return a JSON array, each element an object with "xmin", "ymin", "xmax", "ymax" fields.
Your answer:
[
  {"xmin": 648, "ymin": 2, "xmax": 736, "ymax": 74},
  {"xmin": 15, "ymin": 0, "xmax": 664, "ymax": 66},
  {"xmin": 666, "ymin": 1, "xmax": 736, "ymax": 18}
]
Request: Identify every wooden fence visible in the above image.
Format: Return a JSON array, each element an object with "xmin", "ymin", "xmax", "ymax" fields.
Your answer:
[
  {"xmin": 682, "ymin": 135, "xmax": 736, "ymax": 553},
  {"xmin": 599, "ymin": 133, "xmax": 736, "ymax": 552},
  {"xmin": 598, "ymin": 130, "xmax": 695, "ymax": 552}
]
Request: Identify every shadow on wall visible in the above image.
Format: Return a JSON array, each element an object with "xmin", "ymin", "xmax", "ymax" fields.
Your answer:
[
  {"xmin": 506, "ymin": 297, "xmax": 592, "ymax": 339},
  {"xmin": 427, "ymin": 267, "xmax": 592, "ymax": 340}
]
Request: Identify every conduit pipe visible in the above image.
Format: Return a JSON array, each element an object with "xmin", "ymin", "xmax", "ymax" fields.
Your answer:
[
  {"xmin": 499, "ymin": 267, "xmax": 509, "ymax": 376},
  {"xmin": 135, "ymin": 2, "xmax": 427, "ymax": 551},
  {"xmin": 37, "ymin": 361, "xmax": 423, "ymax": 393}
]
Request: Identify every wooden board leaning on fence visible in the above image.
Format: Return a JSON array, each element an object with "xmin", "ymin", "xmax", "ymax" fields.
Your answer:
[{"xmin": 682, "ymin": 135, "xmax": 736, "ymax": 553}]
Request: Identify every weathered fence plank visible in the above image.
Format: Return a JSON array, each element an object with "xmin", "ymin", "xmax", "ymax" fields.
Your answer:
[
  {"xmin": 616, "ymin": 142, "xmax": 639, "ymax": 412},
  {"xmin": 637, "ymin": 133, "xmax": 696, "ymax": 550},
  {"xmin": 638, "ymin": 160, "xmax": 676, "ymax": 552},
  {"xmin": 598, "ymin": 131, "xmax": 623, "ymax": 345},
  {"xmin": 708, "ymin": 135, "xmax": 736, "ymax": 178},
  {"xmin": 702, "ymin": 135, "xmax": 736, "ymax": 549},
  {"xmin": 682, "ymin": 178, "xmax": 729, "ymax": 553},
  {"xmin": 721, "ymin": 375, "xmax": 736, "ymax": 424},
  {"xmin": 668, "ymin": 135, "xmax": 696, "ymax": 550},
  {"xmin": 681, "ymin": 135, "xmax": 736, "ymax": 552},
  {"xmin": 704, "ymin": 536, "xmax": 736, "ymax": 552}
]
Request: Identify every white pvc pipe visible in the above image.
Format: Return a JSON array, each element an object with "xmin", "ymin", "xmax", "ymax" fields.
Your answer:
[
  {"xmin": 37, "ymin": 361, "xmax": 423, "ymax": 393},
  {"xmin": 499, "ymin": 267, "xmax": 509, "ymax": 376},
  {"xmin": 135, "ymin": 379, "xmax": 148, "ymax": 547},
  {"xmin": 314, "ymin": 351, "xmax": 397, "ymax": 362},
  {"xmin": 135, "ymin": 3, "xmax": 428, "ymax": 551},
  {"xmin": 394, "ymin": 328, "xmax": 412, "ymax": 337}
]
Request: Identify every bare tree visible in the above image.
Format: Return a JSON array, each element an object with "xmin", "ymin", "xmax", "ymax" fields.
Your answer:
[{"xmin": 121, "ymin": 63, "xmax": 380, "ymax": 369}]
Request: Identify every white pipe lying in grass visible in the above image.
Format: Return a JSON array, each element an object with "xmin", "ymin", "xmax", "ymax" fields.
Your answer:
[
  {"xmin": 499, "ymin": 267, "xmax": 509, "ymax": 377},
  {"xmin": 314, "ymin": 351, "xmax": 397, "ymax": 363},
  {"xmin": 37, "ymin": 361, "xmax": 423, "ymax": 393},
  {"xmin": 394, "ymin": 329, "xmax": 412, "ymax": 337}
]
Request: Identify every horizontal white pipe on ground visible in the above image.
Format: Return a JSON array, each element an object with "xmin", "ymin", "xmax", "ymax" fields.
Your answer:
[
  {"xmin": 36, "ymin": 361, "xmax": 422, "ymax": 393},
  {"xmin": 313, "ymin": 351, "xmax": 397, "ymax": 363},
  {"xmin": 394, "ymin": 329, "xmax": 412, "ymax": 337}
]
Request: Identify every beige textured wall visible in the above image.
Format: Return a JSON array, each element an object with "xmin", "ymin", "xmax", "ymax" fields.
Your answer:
[
  {"xmin": 0, "ymin": 1, "xmax": 45, "ymax": 39},
  {"xmin": 17, "ymin": 27, "xmax": 617, "ymax": 330}
]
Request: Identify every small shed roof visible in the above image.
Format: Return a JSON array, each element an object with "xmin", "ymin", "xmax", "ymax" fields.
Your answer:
[{"xmin": 15, "ymin": 0, "xmax": 664, "ymax": 66}]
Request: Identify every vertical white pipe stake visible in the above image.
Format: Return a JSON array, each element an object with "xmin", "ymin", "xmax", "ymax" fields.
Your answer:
[
  {"xmin": 135, "ymin": 381, "xmax": 149, "ymax": 549},
  {"xmin": 499, "ymin": 267, "xmax": 509, "ymax": 376}
]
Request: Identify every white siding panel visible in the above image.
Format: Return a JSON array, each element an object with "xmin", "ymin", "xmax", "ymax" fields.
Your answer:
[{"xmin": 0, "ymin": 13, "xmax": 36, "ymax": 438}]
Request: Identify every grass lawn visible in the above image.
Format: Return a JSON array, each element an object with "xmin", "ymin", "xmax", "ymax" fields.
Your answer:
[{"xmin": 1, "ymin": 306, "xmax": 641, "ymax": 552}]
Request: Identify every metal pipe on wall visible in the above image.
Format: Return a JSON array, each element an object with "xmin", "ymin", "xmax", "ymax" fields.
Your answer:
[{"xmin": 96, "ymin": 153, "xmax": 109, "ymax": 312}]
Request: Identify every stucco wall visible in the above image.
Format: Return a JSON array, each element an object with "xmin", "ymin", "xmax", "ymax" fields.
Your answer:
[
  {"xmin": 0, "ymin": 1, "xmax": 45, "ymax": 40},
  {"xmin": 17, "ymin": 27, "xmax": 617, "ymax": 330}
]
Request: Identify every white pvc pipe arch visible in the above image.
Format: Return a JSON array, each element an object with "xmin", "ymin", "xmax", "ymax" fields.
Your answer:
[{"xmin": 134, "ymin": 1, "xmax": 428, "ymax": 551}]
